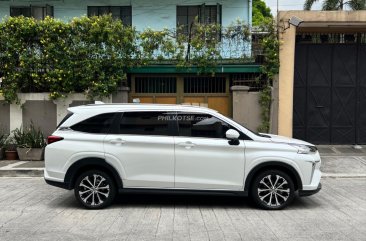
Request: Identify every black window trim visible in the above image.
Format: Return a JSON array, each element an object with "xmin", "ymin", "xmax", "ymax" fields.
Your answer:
[
  {"xmin": 176, "ymin": 4, "xmax": 222, "ymax": 37},
  {"xmin": 87, "ymin": 5, "xmax": 132, "ymax": 25},
  {"xmin": 72, "ymin": 110, "xmax": 252, "ymax": 140},
  {"xmin": 10, "ymin": 5, "xmax": 54, "ymax": 19}
]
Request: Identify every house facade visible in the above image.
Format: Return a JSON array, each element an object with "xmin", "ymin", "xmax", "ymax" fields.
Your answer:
[
  {"xmin": 0, "ymin": 1, "xmax": 265, "ymax": 136},
  {"xmin": 0, "ymin": 0, "xmax": 260, "ymax": 117},
  {"xmin": 0, "ymin": 0, "xmax": 251, "ymax": 30}
]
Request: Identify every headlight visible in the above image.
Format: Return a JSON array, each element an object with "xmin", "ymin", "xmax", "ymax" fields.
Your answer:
[{"xmin": 290, "ymin": 144, "xmax": 317, "ymax": 154}]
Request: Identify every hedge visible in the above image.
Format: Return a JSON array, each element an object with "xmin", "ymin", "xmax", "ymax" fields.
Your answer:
[{"xmin": 0, "ymin": 15, "xmax": 251, "ymax": 104}]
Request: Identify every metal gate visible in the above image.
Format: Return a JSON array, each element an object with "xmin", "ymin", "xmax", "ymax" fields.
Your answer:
[
  {"xmin": 130, "ymin": 75, "xmax": 231, "ymax": 116},
  {"xmin": 293, "ymin": 33, "xmax": 366, "ymax": 144}
]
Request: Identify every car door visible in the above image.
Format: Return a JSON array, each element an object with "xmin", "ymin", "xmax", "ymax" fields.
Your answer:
[
  {"xmin": 104, "ymin": 111, "xmax": 175, "ymax": 188},
  {"xmin": 174, "ymin": 112, "xmax": 245, "ymax": 190}
]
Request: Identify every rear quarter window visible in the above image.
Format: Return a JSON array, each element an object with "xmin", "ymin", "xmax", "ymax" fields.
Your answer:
[
  {"xmin": 71, "ymin": 113, "xmax": 116, "ymax": 134},
  {"xmin": 57, "ymin": 112, "xmax": 73, "ymax": 128}
]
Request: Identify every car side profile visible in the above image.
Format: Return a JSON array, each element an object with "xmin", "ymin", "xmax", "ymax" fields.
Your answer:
[{"xmin": 44, "ymin": 104, "xmax": 321, "ymax": 210}]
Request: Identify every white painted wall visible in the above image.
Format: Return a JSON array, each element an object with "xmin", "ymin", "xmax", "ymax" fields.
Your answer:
[
  {"xmin": 0, "ymin": 93, "xmax": 112, "ymax": 133},
  {"xmin": 0, "ymin": 0, "xmax": 251, "ymax": 29}
]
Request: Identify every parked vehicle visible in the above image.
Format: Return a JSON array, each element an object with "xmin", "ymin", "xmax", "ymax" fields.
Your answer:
[{"xmin": 44, "ymin": 104, "xmax": 322, "ymax": 210}]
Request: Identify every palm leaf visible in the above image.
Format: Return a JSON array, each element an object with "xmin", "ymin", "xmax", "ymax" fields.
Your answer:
[
  {"xmin": 304, "ymin": 0, "xmax": 320, "ymax": 10},
  {"xmin": 322, "ymin": 0, "xmax": 342, "ymax": 10},
  {"xmin": 346, "ymin": 0, "xmax": 366, "ymax": 10}
]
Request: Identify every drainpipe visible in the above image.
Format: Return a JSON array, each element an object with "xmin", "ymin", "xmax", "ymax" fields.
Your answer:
[
  {"xmin": 248, "ymin": 0, "xmax": 252, "ymax": 58},
  {"xmin": 248, "ymin": 0, "xmax": 252, "ymax": 27}
]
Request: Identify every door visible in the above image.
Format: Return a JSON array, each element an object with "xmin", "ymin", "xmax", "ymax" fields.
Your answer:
[
  {"xmin": 174, "ymin": 112, "xmax": 245, "ymax": 190},
  {"xmin": 293, "ymin": 38, "xmax": 366, "ymax": 144},
  {"xmin": 104, "ymin": 111, "xmax": 175, "ymax": 188},
  {"xmin": 293, "ymin": 44, "xmax": 332, "ymax": 144},
  {"xmin": 357, "ymin": 44, "xmax": 366, "ymax": 143}
]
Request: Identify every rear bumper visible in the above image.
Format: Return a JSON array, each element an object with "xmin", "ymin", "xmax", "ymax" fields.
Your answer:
[
  {"xmin": 298, "ymin": 183, "xmax": 322, "ymax": 197},
  {"xmin": 45, "ymin": 178, "xmax": 72, "ymax": 190}
]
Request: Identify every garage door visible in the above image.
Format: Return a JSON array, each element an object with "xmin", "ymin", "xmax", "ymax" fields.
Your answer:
[
  {"xmin": 130, "ymin": 75, "xmax": 231, "ymax": 116},
  {"xmin": 293, "ymin": 34, "xmax": 366, "ymax": 144}
]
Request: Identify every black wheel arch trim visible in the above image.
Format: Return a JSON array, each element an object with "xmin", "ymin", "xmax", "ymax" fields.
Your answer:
[
  {"xmin": 64, "ymin": 157, "xmax": 123, "ymax": 190},
  {"xmin": 244, "ymin": 161, "xmax": 303, "ymax": 192}
]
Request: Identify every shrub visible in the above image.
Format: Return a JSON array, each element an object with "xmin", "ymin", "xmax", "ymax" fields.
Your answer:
[{"xmin": 12, "ymin": 123, "xmax": 46, "ymax": 149}]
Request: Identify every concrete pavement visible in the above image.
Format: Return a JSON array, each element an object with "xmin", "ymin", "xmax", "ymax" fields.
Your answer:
[{"xmin": 0, "ymin": 177, "xmax": 365, "ymax": 241}]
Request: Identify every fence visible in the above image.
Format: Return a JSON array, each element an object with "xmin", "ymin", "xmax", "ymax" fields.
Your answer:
[{"xmin": 0, "ymin": 93, "xmax": 115, "ymax": 136}]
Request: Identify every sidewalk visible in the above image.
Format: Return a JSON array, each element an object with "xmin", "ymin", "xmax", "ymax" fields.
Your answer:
[
  {"xmin": 0, "ymin": 160, "xmax": 44, "ymax": 177},
  {"xmin": 1, "ymin": 145, "xmax": 366, "ymax": 177},
  {"xmin": 317, "ymin": 145, "xmax": 366, "ymax": 178}
]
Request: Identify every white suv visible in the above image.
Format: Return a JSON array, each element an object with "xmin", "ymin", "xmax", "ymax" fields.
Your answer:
[{"xmin": 45, "ymin": 104, "xmax": 321, "ymax": 210}]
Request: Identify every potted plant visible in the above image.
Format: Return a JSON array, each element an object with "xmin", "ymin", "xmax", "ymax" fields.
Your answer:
[
  {"xmin": 0, "ymin": 131, "xmax": 9, "ymax": 160},
  {"xmin": 13, "ymin": 123, "xmax": 46, "ymax": 161},
  {"xmin": 4, "ymin": 137, "xmax": 18, "ymax": 160}
]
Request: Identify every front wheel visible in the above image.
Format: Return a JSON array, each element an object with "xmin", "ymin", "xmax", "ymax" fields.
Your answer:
[
  {"xmin": 250, "ymin": 170, "xmax": 295, "ymax": 210},
  {"xmin": 74, "ymin": 170, "xmax": 116, "ymax": 209}
]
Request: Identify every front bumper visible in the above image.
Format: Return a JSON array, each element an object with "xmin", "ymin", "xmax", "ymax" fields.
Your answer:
[{"xmin": 298, "ymin": 183, "xmax": 322, "ymax": 197}]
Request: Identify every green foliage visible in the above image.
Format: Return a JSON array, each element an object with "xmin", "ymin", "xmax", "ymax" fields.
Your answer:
[
  {"xmin": 0, "ymin": 15, "xmax": 140, "ymax": 102},
  {"xmin": 181, "ymin": 18, "xmax": 222, "ymax": 74},
  {"xmin": 304, "ymin": 0, "xmax": 365, "ymax": 10},
  {"xmin": 258, "ymin": 85, "xmax": 272, "ymax": 133},
  {"xmin": 12, "ymin": 123, "xmax": 46, "ymax": 148},
  {"xmin": 0, "ymin": 15, "xmax": 251, "ymax": 103},
  {"xmin": 257, "ymin": 21, "xmax": 279, "ymax": 133},
  {"xmin": 139, "ymin": 28, "xmax": 182, "ymax": 62},
  {"xmin": 252, "ymin": 0, "xmax": 273, "ymax": 26},
  {"xmin": 0, "ymin": 130, "xmax": 9, "ymax": 147}
]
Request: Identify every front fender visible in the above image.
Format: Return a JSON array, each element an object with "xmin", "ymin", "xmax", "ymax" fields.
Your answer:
[{"xmin": 244, "ymin": 158, "xmax": 303, "ymax": 192}]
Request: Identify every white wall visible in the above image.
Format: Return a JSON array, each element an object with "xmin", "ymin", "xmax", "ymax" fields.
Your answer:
[{"xmin": 0, "ymin": 0, "xmax": 251, "ymax": 29}]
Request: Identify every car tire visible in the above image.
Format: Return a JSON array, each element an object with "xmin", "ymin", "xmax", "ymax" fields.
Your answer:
[
  {"xmin": 74, "ymin": 170, "xmax": 116, "ymax": 209},
  {"xmin": 250, "ymin": 169, "xmax": 295, "ymax": 210}
]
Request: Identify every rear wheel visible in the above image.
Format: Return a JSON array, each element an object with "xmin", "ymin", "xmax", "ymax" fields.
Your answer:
[
  {"xmin": 250, "ymin": 169, "xmax": 295, "ymax": 210},
  {"xmin": 74, "ymin": 170, "xmax": 116, "ymax": 209}
]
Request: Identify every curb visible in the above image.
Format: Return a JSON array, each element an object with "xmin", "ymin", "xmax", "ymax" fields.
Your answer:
[
  {"xmin": 321, "ymin": 173, "xmax": 366, "ymax": 178},
  {"xmin": 0, "ymin": 168, "xmax": 44, "ymax": 177}
]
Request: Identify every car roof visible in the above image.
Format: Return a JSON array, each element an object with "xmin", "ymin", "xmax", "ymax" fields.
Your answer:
[{"xmin": 68, "ymin": 103, "xmax": 218, "ymax": 114}]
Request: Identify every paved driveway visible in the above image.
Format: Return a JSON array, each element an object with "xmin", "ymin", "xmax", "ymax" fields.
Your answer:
[{"xmin": 0, "ymin": 177, "xmax": 365, "ymax": 241}]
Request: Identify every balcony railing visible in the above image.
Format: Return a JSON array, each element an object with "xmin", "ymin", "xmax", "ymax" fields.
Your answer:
[{"xmin": 138, "ymin": 27, "xmax": 266, "ymax": 65}]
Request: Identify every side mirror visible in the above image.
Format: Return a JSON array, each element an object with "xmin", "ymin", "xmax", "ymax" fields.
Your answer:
[{"xmin": 225, "ymin": 129, "xmax": 240, "ymax": 140}]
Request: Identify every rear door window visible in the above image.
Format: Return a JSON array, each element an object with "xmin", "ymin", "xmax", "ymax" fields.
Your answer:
[{"xmin": 119, "ymin": 111, "xmax": 174, "ymax": 136}]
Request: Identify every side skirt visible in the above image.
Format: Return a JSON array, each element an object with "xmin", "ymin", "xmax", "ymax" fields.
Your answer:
[{"xmin": 118, "ymin": 188, "xmax": 248, "ymax": 197}]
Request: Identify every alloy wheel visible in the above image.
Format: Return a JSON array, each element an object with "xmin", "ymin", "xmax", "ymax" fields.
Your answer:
[
  {"xmin": 257, "ymin": 174, "xmax": 290, "ymax": 207},
  {"xmin": 78, "ymin": 174, "xmax": 110, "ymax": 206}
]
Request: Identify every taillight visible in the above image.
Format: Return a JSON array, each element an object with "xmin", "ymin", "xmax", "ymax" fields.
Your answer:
[{"xmin": 47, "ymin": 136, "xmax": 64, "ymax": 145}]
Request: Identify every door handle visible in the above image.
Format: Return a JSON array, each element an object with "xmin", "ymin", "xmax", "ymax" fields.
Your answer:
[
  {"xmin": 316, "ymin": 105, "xmax": 325, "ymax": 108},
  {"xmin": 109, "ymin": 138, "xmax": 126, "ymax": 145},
  {"xmin": 177, "ymin": 141, "xmax": 196, "ymax": 149}
]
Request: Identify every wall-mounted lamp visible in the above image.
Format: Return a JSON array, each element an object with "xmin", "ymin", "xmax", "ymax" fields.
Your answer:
[{"xmin": 281, "ymin": 16, "xmax": 304, "ymax": 32}]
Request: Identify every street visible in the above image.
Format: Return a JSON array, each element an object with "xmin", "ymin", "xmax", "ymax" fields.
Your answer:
[{"xmin": 0, "ymin": 177, "xmax": 365, "ymax": 241}]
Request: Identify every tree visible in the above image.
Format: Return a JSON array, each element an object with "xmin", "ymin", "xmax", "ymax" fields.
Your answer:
[
  {"xmin": 252, "ymin": 0, "xmax": 273, "ymax": 26},
  {"xmin": 304, "ymin": 0, "xmax": 366, "ymax": 10}
]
